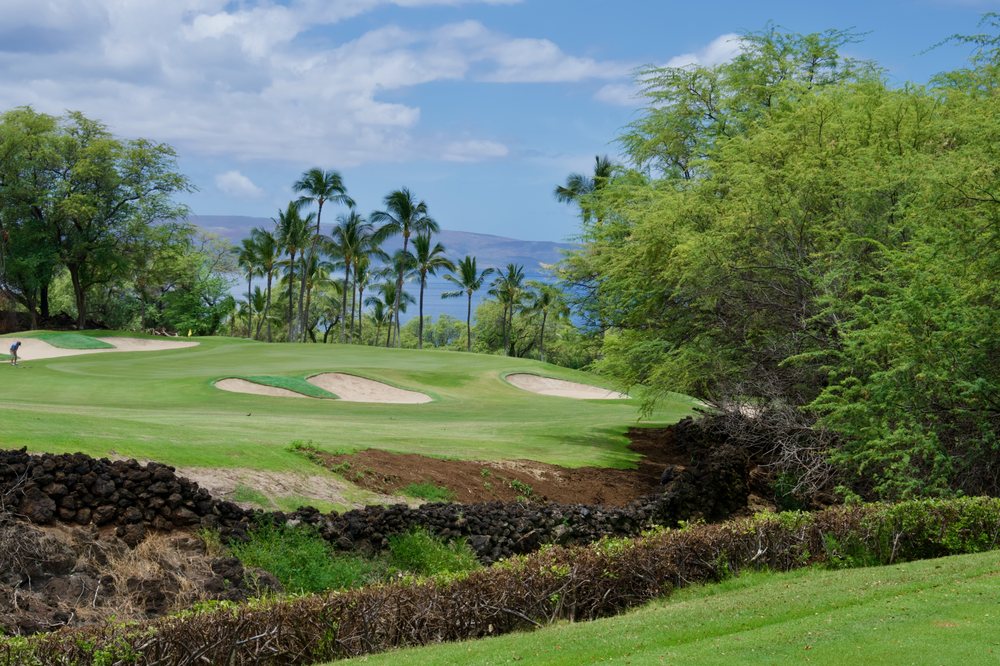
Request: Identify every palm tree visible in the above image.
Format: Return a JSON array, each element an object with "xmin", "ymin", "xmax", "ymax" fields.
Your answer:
[
  {"xmin": 411, "ymin": 234, "xmax": 455, "ymax": 349},
  {"xmin": 442, "ymin": 256, "xmax": 495, "ymax": 352},
  {"xmin": 293, "ymin": 168, "xmax": 354, "ymax": 341},
  {"xmin": 370, "ymin": 188, "xmax": 438, "ymax": 346},
  {"xmin": 554, "ymin": 154, "xmax": 613, "ymax": 224},
  {"xmin": 298, "ymin": 250, "xmax": 336, "ymax": 342},
  {"xmin": 527, "ymin": 282, "xmax": 566, "ymax": 363},
  {"xmin": 328, "ymin": 210, "xmax": 384, "ymax": 344},
  {"xmin": 489, "ymin": 263, "xmax": 526, "ymax": 356},
  {"xmin": 366, "ymin": 280, "xmax": 414, "ymax": 347},
  {"xmin": 250, "ymin": 227, "xmax": 279, "ymax": 341},
  {"xmin": 234, "ymin": 238, "xmax": 259, "ymax": 338},
  {"xmin": 275, "ymin": 203, "xmax": 313, "ymax": 341}
]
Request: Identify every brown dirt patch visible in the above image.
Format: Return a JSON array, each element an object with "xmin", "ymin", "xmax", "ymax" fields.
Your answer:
[{"xmin": 310, "ymin": 428, "xmax": 688, "ymax": 507}]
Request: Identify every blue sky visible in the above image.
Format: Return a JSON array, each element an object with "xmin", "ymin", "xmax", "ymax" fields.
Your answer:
[{"xmin": 1, "ymin": 0, "xmax": 996, "ymax": 242}]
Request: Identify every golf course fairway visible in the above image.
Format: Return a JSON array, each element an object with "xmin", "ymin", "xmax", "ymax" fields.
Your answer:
[{"xmin": 0, "ymin": 332, "xmax": 696, "ymax": 474}]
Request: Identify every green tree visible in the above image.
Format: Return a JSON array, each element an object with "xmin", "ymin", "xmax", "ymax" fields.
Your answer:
[
  {"xmin": 441, "ymin": 255, "xmax": 494, "ymax": 352},
  {"xmin": 489, "ymin": 263, "xmax": 527, "ymax": 356},
  {"xmin": 234, "ymin": 237, "xmax": 259, "ymax": 338},
  {"xmin": 292, "ymin": 168, "xmax": 354, "ymax": 341},
  {"xmin": 527, "ymin": 282, "xmax": 566, "ymax": 363},
  {"xmin": 410, "ymin": 233, "xmax": 455, "ymax": 349},
  {"xmin": 250, "ymin": 227, "xmax": 280, "ymax": 341},
  {"xmin": 371, "ymin": 188, "xmax": 437, "ymax": 347},
  {"xmin": 275, "ymin": 202, "xmax": 313, "ymax": 341}
]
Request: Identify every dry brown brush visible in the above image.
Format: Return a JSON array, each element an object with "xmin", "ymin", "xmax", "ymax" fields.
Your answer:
[{"xmin": 2, "ymin": 497, "xmax": 997, "ymax": 665}]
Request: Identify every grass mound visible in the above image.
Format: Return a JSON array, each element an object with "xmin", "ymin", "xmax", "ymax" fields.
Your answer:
[
  {"xmin": 32, "ymin": 332, "xmax": 114, "ymax": 349},
  {"xmin": 238, "ymin": 375, "xmax": 338, "ymax": 399},
  {"xmin": 346, "ymin": 549, "xmax": 1000, "ymax": 665}
]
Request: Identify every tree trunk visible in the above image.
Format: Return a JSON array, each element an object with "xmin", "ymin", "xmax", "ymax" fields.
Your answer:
[
  {"xmin": 340, "ymin": 263, "xmax": 350, "ymax": 343},
  {"xmin": 501, "ymin": 303, "xmax": 510, "ymax": 356},
  {"xmin": 392, "ymin": 234, "xmax": 409, "ymax": 348},
  {"xmin": 246, "ymin": 274, "xmax": 253, "ymax": 338},
  {"xmin": 260, "ymin": 272, "xmax": 273, "ymax": 341},
  {"xmin": 40, "ymin": 284, "xmax": 50, "ymax": 321},
  {"xmin": 540, "ymin": 311, "xmax": 548, "ymax": 362},
  {"xmin": 385, "ymin": 311, "xmax": 393, "ymax": 347},
  {"xmin": 466, "ymin": 292, "xmax": 472, "ymax": 352},
  {"xmin": 287, "ymin": 251, "xmax": 296, "ymax": 341},
  {"xmin": 349, "ymin": 269, "xmax": 357, "ymax": 343},
  {"xmin": 418, "ymin": 272, "xmax": 426, "ymax": 349},
  {"xmin": 302, "ymin": 200, "xmax": 324, "ymax": 343},
  {"xmin": 69, "ymin": 266, "xmax": 87, "ymax": 329},
  {"xmin": 358, "ymin": 285, "xmax": 365, "ymax": 344},
  {"xmin": 298, "ymin": 257, "xmax": 308, "ymax": 342}
]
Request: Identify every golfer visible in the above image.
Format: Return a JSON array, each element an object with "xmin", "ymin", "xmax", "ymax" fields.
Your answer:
[{"xmin": 9, "ymin": 340, "xmax": 21, "ymax": 366}]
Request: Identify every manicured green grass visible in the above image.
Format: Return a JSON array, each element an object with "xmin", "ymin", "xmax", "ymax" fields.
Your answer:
[
  {"xmin": 400, "ymin": 482, "xmax": 456, "ymax": 502},
  {"xmin": 342, "ymin": 550, "xmax": 1000, "ymax": 665},
  {"xmin": 31, "ymin": 331, "xmax": 115, "ymax": 349},
  {"xmin": 0, "ymin": 333, "xmax": 696, "ymax": 473},
  {"xmin": 238, "ymin": 375, "xmax": 337, "ymax": 399}
]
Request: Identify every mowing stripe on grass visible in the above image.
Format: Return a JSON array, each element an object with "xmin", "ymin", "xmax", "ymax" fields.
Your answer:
[
  {"xmin": 31, "ymin": 332, "xmax": 115, "ymax": 349},
  {"xmin": 237, "ymin": 375, "xmax": 339, "ymax": 399}
]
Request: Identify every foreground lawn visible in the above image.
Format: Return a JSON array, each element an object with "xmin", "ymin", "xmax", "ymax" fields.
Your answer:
[
  {"xmin": 0, "ymin": 333, "xmax": 694, "ymax": 472},
  {"xmin": 344, "ymin": 550, "xmax": 1000, "ymax": 665}
]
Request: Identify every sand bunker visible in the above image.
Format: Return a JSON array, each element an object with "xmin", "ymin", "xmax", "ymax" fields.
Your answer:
[
  {"xmin": 307, "ymin": 373, "xmax": 432, "ymax": 404},
  {"xmin": 2, "ymin": 336, "xmax": 197, "ymax": 361},
  {"xmin": 214, "ymin": 378, "xmax": 309, "ymax": 399},
  {"xmin": 96, "ymin": 337, "xmax": 199, "ymax": 353},
  {"xmin": 505, "ymin": 373, "xmax": 629, "ymax": 400}
]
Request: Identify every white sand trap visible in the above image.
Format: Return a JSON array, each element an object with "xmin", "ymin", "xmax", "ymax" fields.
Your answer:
[
  {"xmin": 2, "ymin": 336, "xmax": 198, "ymax": 361},
  {"xmin": 307, "ymin": 372, "xmax": 432, "ymax": 404},
  {"xmin": 215, "ymin": 378, "xmax": 310, "ymax": 399},
  {"xmin": 505, "ymin": 373, "xmax": 629, "ymax": 400},
  {"xmin": 96, "ymin": 337, "xmax": 199, "ymax": 352}
]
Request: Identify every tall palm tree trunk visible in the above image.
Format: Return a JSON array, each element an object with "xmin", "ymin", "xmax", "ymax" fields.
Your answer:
[
  {"xmin": 246, "ymin": 274, "xmax": 253, "ymax": 338},
  {"xmin": 349, "ymin": 272, "xmax": 358, "ymax": 343},
  {"xmin": 418, "ymin": 273, "xmax": 426, "ymax": 349},
  {"xmin": 358, "ymin": 284, "xmax": 365, "ymax": 344},
  {"xmin": 540, "ymin": 311, "xmax": 548, "ymax": 362},
  {"xmin": 301, "ymin": 201, "xmax": 325, "ymax": 343},
  {"xmin": 340, "ymin": 263, "xmax": 350, "ymax": 343},
  {"xmin": 466, "ymin": 292, "xmax": 472, "ymax": 352},
  {"xmin": 287, "ymin": 251, "xmax": 296, "ymax": 341},
  {"xmin": 385, "ymin": 311, "xmax": 393, "ymax": 347},
  {"xmin": 392, "ymin": 235, "xmax": 410, "ymax": 347},
  {"xmin": 263, "ymin": 272, "xmax": 273, "ymax": 342}
]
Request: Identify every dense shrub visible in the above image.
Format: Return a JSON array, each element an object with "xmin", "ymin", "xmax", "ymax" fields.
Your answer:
[
  {"xmin": 387, "ymin": 528, "xmax": 480, "ymax": 576},
  {"xmin": 228, "ymin": 523, "xmax": 381, "ymax": 594},
  {"xmin": 4, "ymin": 498, "xmax": 996, "ymax": 666}
]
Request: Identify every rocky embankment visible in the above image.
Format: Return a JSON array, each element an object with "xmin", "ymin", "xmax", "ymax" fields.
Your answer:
[{"xmin": 0, "ymin": 418, "xmax": 765, "ymax": 633}]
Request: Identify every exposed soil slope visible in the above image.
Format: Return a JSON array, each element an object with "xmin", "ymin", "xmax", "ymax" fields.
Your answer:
[{"xmin": 310, "ymin": 428, "xmax": 687, "ymax": 506}]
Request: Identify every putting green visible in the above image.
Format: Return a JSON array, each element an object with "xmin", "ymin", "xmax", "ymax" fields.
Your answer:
[{"xmin": 0, "ymin": 333, "xmax": 697, "ymax": 473}]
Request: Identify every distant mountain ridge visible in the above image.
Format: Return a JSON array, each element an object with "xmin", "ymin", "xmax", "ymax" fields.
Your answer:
[{"xmin": 186, "ymin": 215, "xmax": 576, "ymax": 272}]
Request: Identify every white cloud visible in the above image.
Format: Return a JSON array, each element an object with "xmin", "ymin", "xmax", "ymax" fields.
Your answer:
[
  {"xmin": 594, "ymin": 82, "xmax": 640, "ymax": 107},
  {"xmin": 665, "ymin": 33, "xmax": 743, "ymax": 69},
  {"xmin": 593, "ymin": 33, "xmax": 745, "ymax": 108},
  {"xmin": 0, "ymin": 1, "xmax": 616, "ymax": 166},
  {"xmin": 215, "ymin": 171, "xmax": 264, "ymax": 198},
  {"xmin": 441, "ymin": 139, "xmax": 509, "ymax": 162}
]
